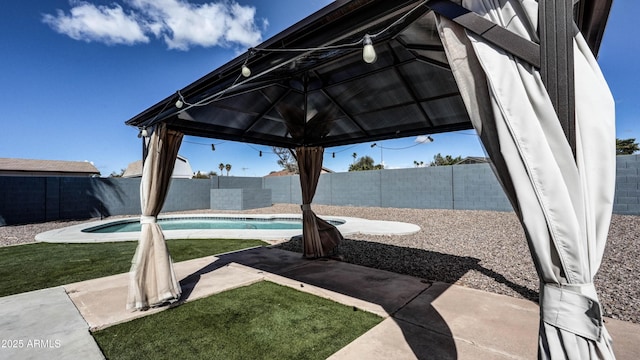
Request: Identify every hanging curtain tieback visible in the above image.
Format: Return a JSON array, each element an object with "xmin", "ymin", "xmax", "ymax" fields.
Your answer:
[
  {"xmin": 541, "ymin": 283, "xmax": 603, "ymax": 341},
  {"xmin": 140, "ymin": 215, "xmax": 158, "ymax": 224},
  {"xmin": 301, "ymin": 204, "xmax": 312, "ymax": 211}
]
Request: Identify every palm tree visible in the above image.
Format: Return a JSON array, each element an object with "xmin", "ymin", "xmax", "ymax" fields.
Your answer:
[
  {"xmin": 225, "ymin": 163, "xmax": 231, "ymax": 176},
  {"xmin": 218, "ymin": 163, "xmax": 225, "ymax": 175},
  {"xmin": 617, "ymin": 138, "xmax": 640, "ymax": 155},
  {"xmin": 352, "ymin": 152, "xmax": 357, "ymax": 164}
]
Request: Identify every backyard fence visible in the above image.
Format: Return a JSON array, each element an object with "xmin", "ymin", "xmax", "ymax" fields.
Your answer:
[{"xmin": 1, "ymin": 155, "xmax": 639, "ymax": 226}]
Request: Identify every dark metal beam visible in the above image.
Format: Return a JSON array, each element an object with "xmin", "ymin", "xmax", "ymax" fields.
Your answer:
[
  {"xmin": 575, "ymin": 0, "xmax": 614, "ymax": 55},
  {"xmin": 426, "ymin": 0, "xmax": 541, "ymax": 68}
]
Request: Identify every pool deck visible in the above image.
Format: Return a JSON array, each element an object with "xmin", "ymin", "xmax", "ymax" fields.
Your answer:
[
  {"xmin": 34, "ymin": 213, "xmax": 420, "ymax": 243},
  {"xmin": 2, "ymin": 246, "xmax": 640, "ymax": 359}
]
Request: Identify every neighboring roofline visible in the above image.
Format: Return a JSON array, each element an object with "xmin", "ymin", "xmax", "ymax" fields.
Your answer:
[
  {"xmin": 0, "ymin": 158, "xmax": 100, "ymax": 175},
  {"xmin": 264, "ymin": 166, "xmax": 334, "ymax": 177},
  {"xmin": 0, "ymin": 170, "xmax": 100, "ymax": 177},
  {"xmin": 122, "ymin": 154, "xmax": 193, "ymax": 178}
]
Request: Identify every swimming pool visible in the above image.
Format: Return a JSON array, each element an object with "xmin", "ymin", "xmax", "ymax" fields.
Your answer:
[
  {"xmin": 35, "ymin": 213, "xmax": 420, "ymax": 244},
  {"xmin": 83, "ymin": 216, "xmax": 344, "ymax": 233}
]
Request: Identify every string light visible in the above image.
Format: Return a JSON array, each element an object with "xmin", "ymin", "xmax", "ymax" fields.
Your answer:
[
  {"xmin": 362, "ymin": 34, "xmax": 377, "ymax": 63},
  {"xmin": 370, "ymin": 136, "xmax": 434, "ymax": 151},
  {"xmin": 155, "ymin": 1, "xmax": 428, "ymax": 122},
  {"xmin": 183, "ymin": 139, "xmax": 227, "ymax": 148},
  {"xmin": 241, "ymin": 64, "xmax": 251, "ymax": 77},
  {"xmin": 217, "ymin": 0, "xmax": 428, "ymax": 104}
]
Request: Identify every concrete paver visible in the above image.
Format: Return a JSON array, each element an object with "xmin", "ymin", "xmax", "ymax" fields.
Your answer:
[
  {"xmin": 277, "ymin": 259, "xmax": 430, "ymax": 315},
  {"xmin": 328, "ymin": 318, "xmax": 515, "ymax": 360},
  {"xmin": 0, "ymin": 287, "xmax": 103, "ymax": 360},
  {"xmin": 395, "ymin": 282, "xmax": 539, "ymax": 358}
]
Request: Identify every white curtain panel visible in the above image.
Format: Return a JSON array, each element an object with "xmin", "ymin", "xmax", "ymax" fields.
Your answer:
[
  {"xmin": 127, "ymin": 124, "xmax": 184, "ymax": 310},
  {"xmin": 437, "ymin": 0, "xmax": 616, "ymax": 358}
]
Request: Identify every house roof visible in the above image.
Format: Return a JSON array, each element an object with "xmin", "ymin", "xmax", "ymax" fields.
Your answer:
[
  {"xmin": 0, "ymin": 158, "xmax": 100, "ymax": 175},
  {"xmin": 125, "ymin": 0, "xmax": 612, "ymax": 149},
  {"xmin": 455, "ymin": 156, "xmax": 490, "ymax": 165},
  {"xmin": 122, "ymin": 155, "xmax": 193, "ymax": 178},
  {"xmin": 264, "ymin": 166, "xmax": 334, "ymax": 177}
]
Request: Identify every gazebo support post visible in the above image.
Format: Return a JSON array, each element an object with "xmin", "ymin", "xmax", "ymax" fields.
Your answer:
[{"xmin": 540, "ymin": 0, "xmax": 577, "ymax": 157}]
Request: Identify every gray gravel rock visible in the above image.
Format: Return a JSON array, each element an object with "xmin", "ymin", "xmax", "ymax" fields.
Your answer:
[{"xmin": 1, "ymin": 204, "xmax": 638, "ymax": 324}]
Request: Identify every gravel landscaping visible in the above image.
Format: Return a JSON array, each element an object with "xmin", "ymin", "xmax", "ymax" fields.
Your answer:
[{"xmin": 1, "ymin": 204, "xmax": 638, "ymax": 324}]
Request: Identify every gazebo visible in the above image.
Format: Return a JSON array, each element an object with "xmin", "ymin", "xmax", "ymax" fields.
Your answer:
[{"xmin": 125, "ymin": 1, "xmax": 616, "ymax": 358}]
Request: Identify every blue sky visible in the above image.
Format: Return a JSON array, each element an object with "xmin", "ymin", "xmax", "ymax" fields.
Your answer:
[{"xmin": 0, "ymin": 1, "xmax": 637, "ymax": 177}]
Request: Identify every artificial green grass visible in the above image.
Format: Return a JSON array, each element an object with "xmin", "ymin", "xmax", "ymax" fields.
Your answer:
[
  {"xmin": 0, "ymin": 239, "xmax": 266, "ymax": 297},
  {"xmin": 93, "ymin": 281, "xmax": 382, "ymax": 360}
]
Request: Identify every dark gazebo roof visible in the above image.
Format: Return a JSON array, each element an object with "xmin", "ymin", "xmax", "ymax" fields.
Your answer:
[{"xmin": 125, "ymin": 0, "xmax": 612, "ymax": 148}]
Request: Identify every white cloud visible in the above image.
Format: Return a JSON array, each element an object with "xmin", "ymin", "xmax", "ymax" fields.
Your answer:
[
  {"xmin": 43, "ymin": 0, "xmax": 263, "ymax": 50},
  {"xmin": 42, "ymin": 1, "xmax": 149, "ymax": 45}
]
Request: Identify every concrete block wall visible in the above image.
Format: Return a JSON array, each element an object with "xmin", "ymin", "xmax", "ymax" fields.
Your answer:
[
  {"xmin": 218, "ymin": 176, "xmax": 262, "ymax": 189},
  {"xmin": 163, "ymin": 179, "xmax": 211, "ymax": 212},
  {"xmin": 452, "ymin": 164, "xmax": 512, "ymax": 211},
  {"xmin": 58, "ymin": 178, "xmax": 104, "ymax": 220},
  {"xmin": 614, "ymin": 154, "xmax": 640, "ymax": 215},
  {"xmin": 263, "ymin": 176, "xmax": 292, "ymax": 203},
  {"xmin": 210, "ymin": 188, "xmax": 272, "ymax": 210},
  {"xmin": 330, "ymin": 171, "xmax": 381, "ymax": 207},
  {"xmin": 0, "ymin": 177, "xmax": 47, "ymax": 225},
  {"xmin": 94, "ymin": 178, "xmax": 140, "ymax": 216},
  {"xmin": 314, "ymin": 174, "xmax": 332, "ymax": 205},
  {"xmin": 264, "ymin": 165, "xmax": 505, "ymax": 210},
  {"xmin": 45, "ymin": 177, "xmax": 60, "ymax": 222},
  {"xmin": 382, "ymin": 167, "xmax": 454, "ymax": 209},
  {"xmin": 241, "ymin": 189, "xmax": 272, "ymax": 209},
  {"xmin": 2, "ymin": 155, "xmax": 640, "ymax": 226},
  {"xmin": 262, "ymin": 156, "xmax": 640, "ymax": 214},
  {"xmin": 210, "ymin": 189, "xmax": 244, "ymax": 210}
]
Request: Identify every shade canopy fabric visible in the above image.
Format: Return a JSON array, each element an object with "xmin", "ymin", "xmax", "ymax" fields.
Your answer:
[
  {"xmin": 127, "ymin": 124, "xmax": 183, "ymax": 310},
  {"xmin": 297, "ymin": 146, "xmax": 343, "ymax": 258},
  {"xmin": 437, "ymin": 0, "xmax": 615, "ymax": 358}
]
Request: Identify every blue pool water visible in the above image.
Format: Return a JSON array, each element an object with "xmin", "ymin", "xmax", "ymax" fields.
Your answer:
[{"xmin": 83, "ymin": 217, "xmax": 344, "ymax": 233}]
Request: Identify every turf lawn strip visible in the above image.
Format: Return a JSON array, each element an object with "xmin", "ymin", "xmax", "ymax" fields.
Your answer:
[
  {"xmin": 93, "ymin": 281, "xmax": 382, "ymax": 360},
  {"xmin": 0, "ymin": 239, "xmax": 266, "ymax": 297}
]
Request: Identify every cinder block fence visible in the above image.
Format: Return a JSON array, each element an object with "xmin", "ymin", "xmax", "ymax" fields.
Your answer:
[{"xmin": 1, "ymin": 155, "xmax": 638, "ymax": 226}]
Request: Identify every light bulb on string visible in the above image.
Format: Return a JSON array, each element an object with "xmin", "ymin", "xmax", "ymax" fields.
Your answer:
[
  {"xmin": 362, "ymin": 34, "xmax": 377, "ymax": 64},
  {"xmin": 241, "ymin": 65, "xmax": 251, "ymax": 77},
  {"xmin": 175, "ymin": 91, "xmax": 184, "ymax": 108}
]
